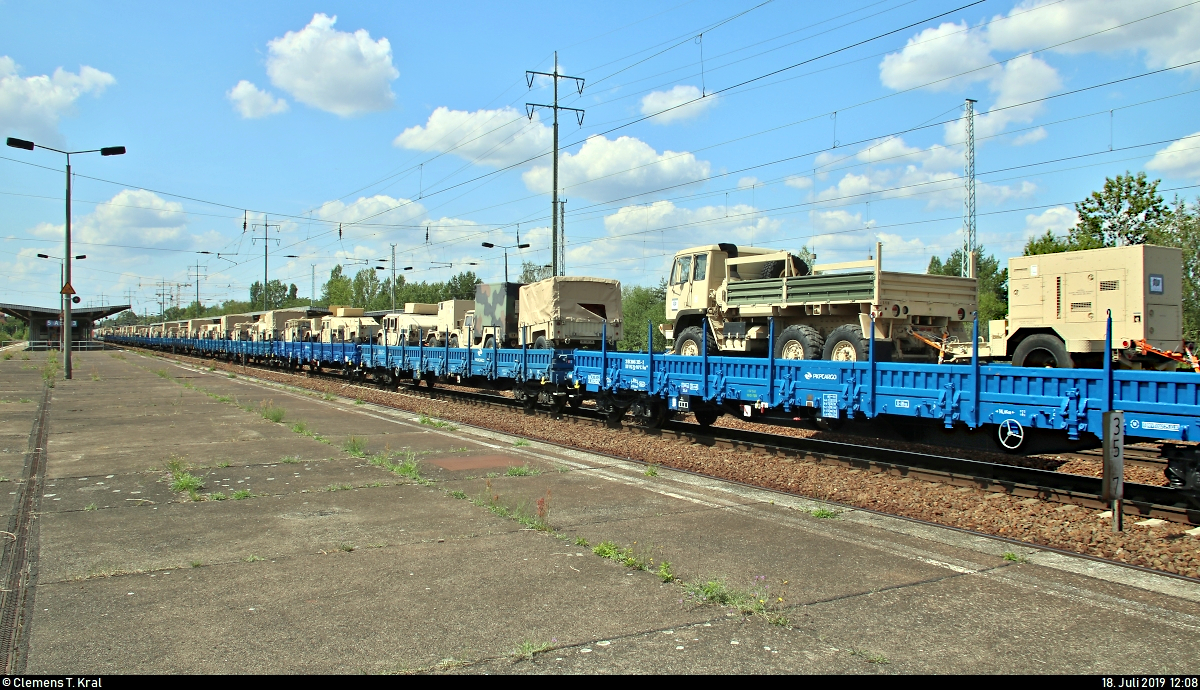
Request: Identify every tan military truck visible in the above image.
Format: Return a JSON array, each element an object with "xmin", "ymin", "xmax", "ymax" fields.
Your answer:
[
  {"xmin": 664, "ymin": 242, "xmax": 977, "ymax": 361},
  {"xmin": 219, "ymin": 314, "xmax": 253, "ymax": 340},
  {"xmin": 519, "ymin": 276, "xmax": 623, "ymax": 348},
  {"xmin": 250, "ymin": 309, "xmax": 310, "ymax": 341},
  {"xmin": 283, "ymin": 317, "xmax": 321, "ymax": 342},
  {"xmin": 934, "ymin": 244, "xmax": 1186, "ymax": 369},
  {"xmin": 319, "ymin": 306, "xmax": 380, "ymax": 344},
  {"xmin": 437, "ymin": 300, "xmax": 474, "ymax": 346},
  {"xmin": 378, "ymin": 303, "xmax": 439, "ymax": 346}
]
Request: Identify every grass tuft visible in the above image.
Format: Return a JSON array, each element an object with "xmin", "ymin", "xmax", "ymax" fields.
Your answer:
[
  {"xmin": 243, "ymin": 555, "xmax": 263, "ymax": 563},
  {"xmin": 449, "ymin": 489, "xmax": 468, "ymax": 500},
  {"xmin": 339, "ymin": 542, "xmax": 356, "ymax": 552},
  {"xmin": 809, "ymin": 508, "xmax": 840, "ymax": 519},
  {"xmin": 343, "ymin": 436, "xmax": 367, "ymax": 458},
  {"xmin": 418, "ymin": 414, "xmax": 457, "ymax": 430},
  {"xmin": 231, "ymin": 489, "xmax": 253, "ymax": 500},
  {"xmin": 209, "ymin": 492, "xmax": 227, "ymax": 501},
  {"xmin": 324, "ymin": 483, "xmax": 353, "ymax": 492},
  {"xmin": 281, "ymin": 455, "xmax": 301, "ymax": 464},
  {"xmin": 504, "ymin": 464, "xmax": 541, "ymax": 477},
  {"xmin": 170, "ymin": 473, "xmax": 203, "ymax": 493},
  {"xmin": 511, "ymin": 640, "xmax": 553, "ymax": 661},
  {"xmin": 592, "ymin": 541, "xmax": 648, "ymax": 570},
  {"xmin": 1003, "ymin": 551, "xmax": 1028, "ymax": 563},
  {"xmin": 513, "ymin": 439, "xmax": 531, "ymax": 447},
  {"xmin": 644, "ymin": 465, "xmax": 659, "ymax": 477},
  {"xmin": 84, "ymin": 503, "xmax": 97, "ymax": 511},
  {"xmin": 258, "ymin": 400, "xmax": 285, "ymax": 423}
]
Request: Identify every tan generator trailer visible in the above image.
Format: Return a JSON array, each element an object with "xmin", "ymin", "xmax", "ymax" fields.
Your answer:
[
  {"xmin": 519, "ymin": 276, "xmax": 623, "ymax": 348},
  {"xmin": 283, "ymin": 317, "xmax": 321, "ymax": 342},
  {"xmin": 931, "ymin": 244, "xmax": 1189, "ymax": 369},
  {"xmin": 664, "ymin": 242, "xmax": 977, "ymax": 362}
]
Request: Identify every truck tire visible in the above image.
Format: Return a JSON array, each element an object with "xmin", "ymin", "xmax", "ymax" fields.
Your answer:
[
  {"xmin": 1012, "ymin": 334, "xmax": 1072, "ymax": 368},
  {"xmin": 760, "ymin": 260, "xmax": 785, "ymax": 279},
  {"xmin": 822, "ymin": 325, "xmax": 869, "ymax": 362},
  {"xmin": 449, "ymin": 334, "xmax": 459, "ymax": 348},
  {"xmin": 673, "ymin": 326, "xmax": 716, "ymax": 357},
  {"xmin": 533, "ymin": 336, "xmax": 548, "ymax": 349},
  {"xmin": 775, "ymin": 325, "xmax": 823, "ymax": 360}
]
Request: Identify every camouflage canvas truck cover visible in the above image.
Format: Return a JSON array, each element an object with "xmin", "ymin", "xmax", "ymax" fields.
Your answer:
[
  {"xmin": 518, "ymin": 276, "xmax": 623, "ymax": 348},
  {"xmin": 466, "ymin": 282, "xmax": 524, "ymax": 348}
]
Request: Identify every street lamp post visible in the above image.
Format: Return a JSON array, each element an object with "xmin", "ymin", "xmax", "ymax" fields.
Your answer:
[
  {"xmin": 35, "ymin": 253, "xmax": 85, "ymax": 351},
  {"xmin": 8, "ymin": 137, "xmax": 124, "ymax": 379},
  {"xmin": 481, "ymin": 242, "xmax": 530, "ymax": 283}
]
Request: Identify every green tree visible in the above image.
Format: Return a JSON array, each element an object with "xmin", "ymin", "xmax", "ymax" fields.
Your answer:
[
  {"xmin": 351, "ymin": 269, "xmax": 381, "ymax": 308},
  {"xmin": 518, "ymin": 261, "xmax": 552, "ymax": 283},
  {"xmin": 321, "ymin": 266, "xmax": 354, "ymax": 306},
  {"xmin": 249, "ymin": 279, "xmax": 289, "ymax": 310},
  {"xmin": 444, "ymin": 270, "xmax": 481, "ymax": 300},
  {"xmin": 926, "ymin": 246, "xmax": 1008, "ymax": 325},
  {"xmin": 617, "ymin": 279, "xmax": 669, "ymax": 352},
  {"xmin": 1153, "ymin": 197, "xmax": 1200, "ymax": 342},
  {"xmin": 1075, "ymin": 171, "xmax": 1167, "ymax": 247}
]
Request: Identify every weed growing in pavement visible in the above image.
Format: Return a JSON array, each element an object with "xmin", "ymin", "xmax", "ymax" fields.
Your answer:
[
  {"xmin": 243, "ymin": 555, "xmax": 263, "ymax": 563},
  {"xmin": 231, "ymin": 489, "xmax": 253, "ymax": 500},
  {"xmin": 556, "ymin": 464, "xmax": 570, "ymax": 473},
  {"xmin": 90, "ymin": 369, "xmax": 101, "ymax": 381},
  {"xmin": 171, "ymin": 473, "xmax": 203, "ymax": 493},
  {"xmin": 644, "ymin": 465, "xmax": 659, "ymax": 477},
  {"xmin": 513, "ymin": 439, "xmax": 531, "ymax": 447},
  {"xmin": 227, "ymin": 373, "xmax": 237, "ymax": 379},
  {"xmin": 1003, "ymin": 552, "xmax": 1028, "ymax": 563},
  {"xmin": 354, "ymin": 398, "xmax": 364, "ymax": 405},
  {"xmin": 281, "ymin": 455, "xmax": 301, "ymax": 464},
  {"xmin": 0, "ymin": 477, "xmax": 8, "ymax": 483},
  {"xmin": 593, "ymin": 541, "xmax": 648, "ymax": 571},
  {"xmin": 322, "ymin": 393, "xmax": 335, "ymax": 401},
  {"xmin": 324, "ymin": 483, "xmax": 353, "ymax": 492},
  {"xmin": 155, "ymin": 368, "xmax": 170, "ymax": 379},
  {"xmin": 209, "ymin": 492, "xmax": 228, "ymax": 501},
  {"xmin": 190, "ymin": 560, "xmax": 202, "ymax": 568},
  {"xmin": 809, "ymin": 508, "xmax": 840, "ymax": 519},
  {"xmin": 217, "ymin": 461, "xmax": 232, "ymax": 468},
  {"xmin": 418, "ymin": 414, "xmax": 457, "ymax": 430},
  {"xmin": 682, "ymin": 575, "xmax": 788, "ymax": 618},
  {"xmin": 343, "ymin": 436, "xmax": 367, "ymax": 458},
  {"xmin": 574, "ymin": 537, "xmax": 589, "ymax": 547},
  {"xmin": 84, "ymin": 503, "xmax": 97, "ymax": 511},
  {"xmin": 339, "ymin": 542, "xmax": 356, "ymax": 552},
  {"xmin": 390, "ymin": 453, "xmax": 425, "ymax": 482},
  {"xmin": 188, "ymin": 488, "xmax": 202, "ymax": 502},
  {"xmin": 472, "ymin": 479, "xmax": 551, "ymax": 531},
  {"xmin": 20, "ymin": 353, "xmax": 30, "ymax": 361},
  {"xmin": 851, "ymin": 649, "xmax": 890, "ymax": 664},
  {"xmin": 1, "ymin": 352, "xmax": 11, "ymax": 361},
  {"xmin": 485, "ymin": 472, "xmax": 499, "ymax": 479},
  {"xmin": 449, "ymin": 490, "xmax": 468, "ymax": 500},
  {"xmin": 291, "ymin": 422, "xmax": 308, "ymax": 434},
  {"xmin": 511, "ymin": 640, "xmax": 553, "ymax": 661},
  {"xmin": 657, "ymin": 561, "xmax": 675, "ymax": 583},
  {"xmin": 258, "ymin": 400, "xmax": 286, "ymax": 423},
  {"xmin": 504, "ymin": 464, "xmax": 541, "ymax": 477}
]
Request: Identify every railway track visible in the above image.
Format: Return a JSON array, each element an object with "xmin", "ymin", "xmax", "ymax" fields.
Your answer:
[{"xmin": 124, "ymin": 344, "xmax": 1199, "ymax": 526}]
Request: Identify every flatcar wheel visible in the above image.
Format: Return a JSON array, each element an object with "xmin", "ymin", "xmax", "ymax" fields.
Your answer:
[
  {"xmin": 693, "ymin": 408, "xmax": 719, "ymax": 427},
  {"xmin": 423, "ymin": 372, "xmax": 437, "ymax": 388},
  {"xmin": 605, "ymin": 407, "xmax": 625, "ymax": 426},
  {"xmin": 568, "ymin": 395, "xmax": 583, "ymax": 408},
  {"xmin": 549, "ymin": 396, "xmax": 567, "ymax": 415}
]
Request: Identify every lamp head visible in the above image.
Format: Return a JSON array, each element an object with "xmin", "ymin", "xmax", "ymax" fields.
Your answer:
[
  {"xmin": 100, "ymin": 146, "xmax": 126, "ymax": 156},
  {"xmin": 481, "ymin": 242, "xmax": 495, "ymax": 249},
  {"xmin": 517, "ymin": 243, "xmax": 530, "ymax": 249},
  {"xmin": 75, "ymin": 255, "xmax": 86, "ymax": 260},
  {"xmin": 6, "ymin": 137, "xmax": 34, "ymax": 151},
  {"xmin": 36, "ymin": 253, "xmax": 50, "ymax": 259}
]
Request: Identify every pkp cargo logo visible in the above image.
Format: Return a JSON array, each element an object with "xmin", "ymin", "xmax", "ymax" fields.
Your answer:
[{"xmin": 803, "ymin": 371, "xmax": 839, "ymax": 381}]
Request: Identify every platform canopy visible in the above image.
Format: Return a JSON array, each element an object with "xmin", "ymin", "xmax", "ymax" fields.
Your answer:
[{"xmin": 0, "ymin": 303, "xmax": 130, "ymax": 347}]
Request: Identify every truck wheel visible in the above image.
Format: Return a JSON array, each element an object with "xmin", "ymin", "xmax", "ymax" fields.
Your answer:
[
  {"xmin": 533, "ymin": 336, "xmax": 548, "ymax": 349},
  {"xmin": 673, "ymin": 326, "xmax": 715, "ymax": 357},
  {"xmin": 822, "ymin": 325, "xmax": 869, "ymax": 362},
  {"xmin": 759, "ymin": 260, "xmax": 785, "ymax": 279},
  {"xmin": 1012, "ymin": 334, "xmax": 1072, "ymax": 368},
  {"xmin": 775, "ymin": 325, "xmax": 823, "ymax": 360},
  {"xmin": 483, "ymin": 336, "xmax": 495, "ymax": 349},
  {"xmin": 449, "ymin": 334, "xmax": 459, "ymax": 348}
]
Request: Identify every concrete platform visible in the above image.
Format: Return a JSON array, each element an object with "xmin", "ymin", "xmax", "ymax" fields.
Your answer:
[{"xmin": 6, "ymin": 349, "xmax": 1200, "ymax": 673}]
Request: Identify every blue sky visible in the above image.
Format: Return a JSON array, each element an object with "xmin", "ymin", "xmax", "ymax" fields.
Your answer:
[{"xmin": 2, "ymin": 0, "xmax": 1199, "ymax": 313}]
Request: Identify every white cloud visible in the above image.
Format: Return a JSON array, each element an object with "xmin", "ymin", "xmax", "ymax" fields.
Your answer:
[
  {"xmin": 523, "ymin": 135, "xmax": 711, "ymax": 202},
  {"xmin": 394, "ymin": 106, "xmax": 550, "ymax": 168},
  {"xmin": 1146, "ymin": 132, "xmax": 1200, "ymax": 181},
  {"xmin": 266, "ymin": 13, "xmax": 398, "ymax": 116},
  {"xmin": 737, "ymin": 176, "xmax": 759, "ymax": 190},
  {"xmin": 0, "ymin": 56, "xmax": 115, "ymax": 144},
  {"xmin": 1012, "ymin": 127, "xmax": 1048, "ymax": 146},
  {"xmin": 879, "ymin": 22, "xmax": 995, "ymax": 92},
  {"xmin": 32, "ymin": 189, "xmax": 186, "ymax": 246},
  {"xmin": 1022, "ymin": 205, "xmax": 1078, "ymax": 238},
  {"xmin": 785, "ymin": 175, "xmax": 813, "ymax": 190},
  {"xmin": 316, "ymin": 194, "xmax": 426, "ymax": 225},
  {"xmin": 639, "ymin": 85, "xmax": 717, "ymax": 123},
  {"xmin": 814, "ymin": 210, "xmax": 873, "ymax": 233},
  {"xmin": 987, "ymin": 0, "xmax": 1200, "ymax": 70},
  {"xmin": 227, "ymin": 80, "xmax": 288, "ymax": 119}
]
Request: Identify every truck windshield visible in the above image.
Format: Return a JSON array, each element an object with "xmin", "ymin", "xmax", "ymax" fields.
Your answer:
[
  {"xmin": 672, "ymin": 256, "xmax": 692, "ymax": 284},
  {"xmin": 693, "ymin": 254, "xmax": 707, "ymax": 282}
]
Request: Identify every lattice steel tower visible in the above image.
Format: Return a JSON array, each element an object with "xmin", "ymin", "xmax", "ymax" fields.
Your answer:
[{"xmin": 962, "ymin": 98, "xmax": 977, "ymax": 279}]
